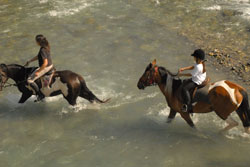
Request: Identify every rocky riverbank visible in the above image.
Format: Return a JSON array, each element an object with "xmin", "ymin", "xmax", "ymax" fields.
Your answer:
[
  {"xmin": 174, "ymin": 8, "xmax": 250, "ymax": 87},
  {"xmin": 207, "ymin": 48, "xmax": 250, "ymax": 84},
  {"xmin": 179, "ymin": 28, "xmax": 250, "ymax": 86}
]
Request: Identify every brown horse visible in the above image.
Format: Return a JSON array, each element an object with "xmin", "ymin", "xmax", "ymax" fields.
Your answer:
[
  {"xmin": 0, "ymin": 64, "xmax": 110, "ymax": 106},
  {"xmin": 137, "ymin": 60, "xmax": 250, "ymax": 133}
]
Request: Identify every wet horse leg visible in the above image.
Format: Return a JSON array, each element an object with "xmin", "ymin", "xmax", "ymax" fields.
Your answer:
[
  {"xmin": 236, "ymin": 90, "xmax": 250, "ymax": 133},
  {"xmin": 63, "ymin": 87, "xmax": 79, "ymax": 106},
  {"xmin": 18, "ymin": 92, "xmax": 32, "ymax": 103},
  {"xmin": 167, "ymin": 109, "xmax": 177, "ymax": 123},
  {"xmin": 220, "ymin": 116, "xmax": 238, "ymax": 133},
  {"xmin": 180, "ymin": 112, "xmax": 195, "ymax": 128},
  {"xmin": 66, "ymin": 96, "xmax": 77, "ymax": 106},
  {"xmin": 236, "ymin": 108, "xmax": 250, "ymax": 133}
]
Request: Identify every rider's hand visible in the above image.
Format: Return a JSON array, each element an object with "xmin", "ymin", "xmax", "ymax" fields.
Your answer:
[
  {"xmin": 178, "ymin": 68, "xmax": 184, "ymax": 73},
  {"xmin": 24, "ymin": 61, "xmax": 30, "ymax": 67},
  {"xmin": 35, "ymin": 71, "xmax": 39, "ymax": 76}
]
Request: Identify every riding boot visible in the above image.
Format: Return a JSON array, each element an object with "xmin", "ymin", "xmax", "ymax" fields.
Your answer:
[
  {"xmin": 29, "ymin": 82, "xmax": 44, "ymax": 102},
  {"xmin": 182, "ymin": 89, "xmax": 192, "ymax": 112}
]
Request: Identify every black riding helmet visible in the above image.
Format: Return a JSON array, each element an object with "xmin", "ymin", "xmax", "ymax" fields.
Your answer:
[{"xmin": 191, "ymin": 49, "xmax": 205, "ymax": 60}]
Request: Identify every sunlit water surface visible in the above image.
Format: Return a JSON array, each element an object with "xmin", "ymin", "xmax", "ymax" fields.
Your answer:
[{"xmin": 0, "ymin": 0, "xmax": 250, "ymax": 167}]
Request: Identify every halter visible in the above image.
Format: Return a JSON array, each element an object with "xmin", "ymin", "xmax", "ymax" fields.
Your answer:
[{"xmin": 148, "ymin": 66, "xmax": 159, "ymax": 86}]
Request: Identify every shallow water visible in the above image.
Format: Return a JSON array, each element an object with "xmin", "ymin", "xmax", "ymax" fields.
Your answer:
[{"xmin": 0, "ymin": 0, "xmax": 250, "ymax": 167}]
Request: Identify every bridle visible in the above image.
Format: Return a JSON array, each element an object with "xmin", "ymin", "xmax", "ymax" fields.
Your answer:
[
  {"xmin": 144, "ymin": 66, "xmax": 180, "ymax": 87},
  {"xmin": 0, "ymin": 65, "xmax": 10, "ymax": 90},
  {"xmin": 0, "ymin": 64, "xmax": 27, "ymax": 91},
  {"xmin": 146, "ymin": 66, "xmax": 159, "ymax": 86}
]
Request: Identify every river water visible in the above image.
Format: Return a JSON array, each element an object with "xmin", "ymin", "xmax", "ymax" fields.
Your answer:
[{"xmin": 0, "ymin": 0, "xmax": 250, "ymax": 167}]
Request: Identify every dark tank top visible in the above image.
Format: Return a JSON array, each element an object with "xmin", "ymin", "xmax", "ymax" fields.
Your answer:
[{"xmin": 38, "ymin": 47, "xmax": 52, "ymax": 67}]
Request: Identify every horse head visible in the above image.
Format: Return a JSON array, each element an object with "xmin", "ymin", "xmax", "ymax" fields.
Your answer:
[
  {"xmin": 0, "ymin": 64, "xmax": 9, "ymax": 91},
  {"xmin": 137, "ymin": 59, "xmax": 159, "ymax": 90}
]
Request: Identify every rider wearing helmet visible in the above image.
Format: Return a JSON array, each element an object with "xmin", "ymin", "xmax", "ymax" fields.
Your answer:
[
  {"xmin": 178, "ymin": 49, "xmax": 206, "ymax": 112},
  {"xmin": 25, "ymin": 34, "xmax": 53, "ymax": 102}
]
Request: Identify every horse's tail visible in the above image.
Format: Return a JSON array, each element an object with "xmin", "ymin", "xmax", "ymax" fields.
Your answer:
[
  {"xmin": 236, "ymin": 89, "xmax": 250, "ymax": 127},
  {"xmin": 79, "ymin": 77, "xmax": 110, "ymax": 104}
]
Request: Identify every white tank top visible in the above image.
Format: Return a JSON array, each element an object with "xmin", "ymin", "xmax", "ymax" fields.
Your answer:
[{"xmin": 191, "ymin": 64, "xmax": 206, "ymax": 85}]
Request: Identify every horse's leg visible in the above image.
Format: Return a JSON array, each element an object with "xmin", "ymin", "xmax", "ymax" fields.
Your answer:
[
  {"xmin": 18, "ymin": 93, "xmax": 32, "ymax": 103},
  {"xmin": 167, "ymin": 109, "xmax": 177, "ymax": 123},
  {"xmin": 220, "ymin": 116, "xmax": 239, "ymax": 133},
  {"xmin": 62, "ymin": 86, "xmax": 79, "ymax": 106},
  {"xmin": 179, "ymin": 112, "xmax": 195, "ymax": 128},
  {"xmin": 236, "ymin": 108, "xmax": 250, "ymax": 133},
  {"xmin": 236, "ymin": 90, "xmax": 250, "ymax": 133},
  {"xmin": 63, "ymin": 94, "xmax": 77, "ymax": 106}
]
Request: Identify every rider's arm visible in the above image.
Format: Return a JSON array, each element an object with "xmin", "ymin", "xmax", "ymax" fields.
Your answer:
[
  {"xmin": 26, "ymin": 56, "xmax": 38, "ymax": 65},
  {"xmin": 202, "ymin": 60, "xmax": 206, "ymax": 73},
  {"xmin": 179, "ymin": 66, "xmax": 194, "ymax": 73},
  {"xmin": 35, "ymin": 58, "xmax": 48, "ymax": 75},
  {"xmin": 178, "ymin": 73, "xmax": 192, "ymax": 77}
]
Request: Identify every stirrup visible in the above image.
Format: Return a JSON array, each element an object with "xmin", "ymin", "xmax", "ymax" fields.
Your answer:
[
  {"xmin": 181, "ymin": 104, "xmax": 188, "ymax": 112},
  {"xmin": 181, "ymin": 104, "xmax": 192, "ymax": 113}
]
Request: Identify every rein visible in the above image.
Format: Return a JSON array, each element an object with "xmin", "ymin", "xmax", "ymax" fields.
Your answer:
[{"xmin": 2, "ymin": 80, "xmax": 27, "ymax": 88}]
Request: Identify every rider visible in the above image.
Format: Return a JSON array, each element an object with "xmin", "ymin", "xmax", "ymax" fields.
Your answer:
[
  {"xmin": 178, "ymin": 49, "xmax": 206, "ymax": 112},
  {"xmin": 25, "ymin": 34, "xmax": 53, "ymax": 102}
]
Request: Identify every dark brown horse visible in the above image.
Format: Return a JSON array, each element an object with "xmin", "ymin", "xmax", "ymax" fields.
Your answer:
[
  {"xmin": 137, "ymin": 60, "xmax": 250, "ymax": 133},
  {"xmin": 0, "ymin": 64, "xmax": 110, "ymax": 106}
]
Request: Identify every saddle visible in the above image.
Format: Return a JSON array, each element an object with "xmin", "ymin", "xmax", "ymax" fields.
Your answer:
[
  {"xmin": 180, "ymin": 77, "xmax": 210, "ymax": 103},
  {"xmin": 192, "ymin": 77, "xmax": 210, "ymax": 98},
  {"xmin": 41, "ymin": 68, "xmax": 56, "ymax": 88}
]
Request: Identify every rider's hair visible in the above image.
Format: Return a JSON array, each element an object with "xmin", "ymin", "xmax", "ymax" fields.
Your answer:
[
  {"xmin": 195, "ymin": 57, "xmax": 206, "ymax": 73},
  {"xmin": 35, "ymin": 34, "xmax": 50, "ymax": 51}
]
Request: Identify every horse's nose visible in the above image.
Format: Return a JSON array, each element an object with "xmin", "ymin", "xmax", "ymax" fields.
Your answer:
[{"xmin": 137, "ymin": 82, "xmax": 145, "ymax": 90}]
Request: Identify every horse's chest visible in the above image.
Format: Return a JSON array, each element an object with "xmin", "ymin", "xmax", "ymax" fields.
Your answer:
[{"xmin": 41, "ymin": 77, "xmax": 68, "ymax": 97}]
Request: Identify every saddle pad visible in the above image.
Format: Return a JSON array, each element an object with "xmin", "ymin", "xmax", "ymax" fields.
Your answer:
[{"xmin": 42, "ymin": 74, "xmax": 53, "ymax": 87}]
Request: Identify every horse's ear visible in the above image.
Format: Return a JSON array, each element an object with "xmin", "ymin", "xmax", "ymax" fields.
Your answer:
[
  {"xmin": 152, "ymin": 59, "xmax": 156, "ymax": 66},
  {"xmin": 0, "ymin": 64, "xmax": 6, "ymax": 69},
  {"xmin": 0, "ymin": 64, "xmax": 7, "ymax": 72}
]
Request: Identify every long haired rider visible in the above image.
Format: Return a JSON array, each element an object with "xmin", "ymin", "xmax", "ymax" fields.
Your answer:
[{"xmin": 25, "ymin": 34, "xmax": 54, "ymax": 101}]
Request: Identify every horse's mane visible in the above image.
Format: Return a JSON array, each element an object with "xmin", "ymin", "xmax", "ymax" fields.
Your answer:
[
  {"xmin": 4, "ymin": 64, "xmax": 37, "ymax": 76},
  {"xmin": 8, "ymin": 64, "xmax": 25, "ymax": 69},
  {"xmin": 158, "ymin": 66, "xmax": 178, "ymax": 77},
  {"xmin": 158, "ymin": 66, "xmax": 182, "ymax": 94},
  {"xmin": 8, "ymin": 64, "xmax": 37, "ymax": 70}
]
